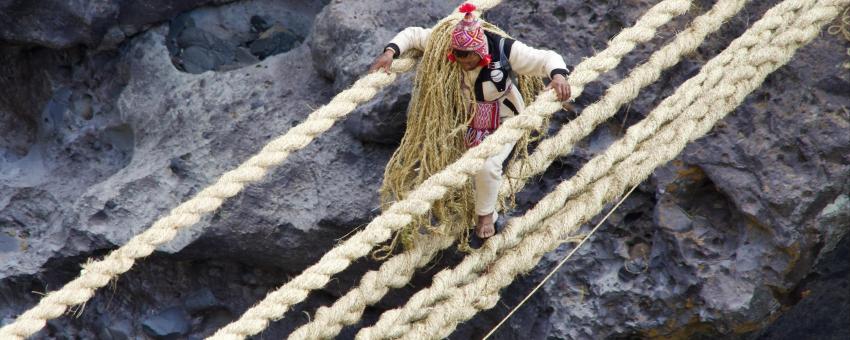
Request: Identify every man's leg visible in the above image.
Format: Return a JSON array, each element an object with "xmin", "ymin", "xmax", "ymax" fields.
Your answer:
[{"xmin": 473, "ymin": 140, "xmax": 515, "ymax": 238}]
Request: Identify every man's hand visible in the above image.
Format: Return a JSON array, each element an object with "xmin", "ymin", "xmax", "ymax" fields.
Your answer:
[
  {"xmin": 546, "ymin": 74, "xmax": 571, "ymax": 101},
  {"xmin": 369, "ymin": 49, "xmax": 395, "ymax": 74}
]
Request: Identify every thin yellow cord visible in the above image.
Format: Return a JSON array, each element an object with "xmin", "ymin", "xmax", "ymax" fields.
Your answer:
[
  {"xmin": 481, "ymin": 183, "xmax": 640, "ymax": 340},
  {"xmin": 827, "ymin": 7, "xmax": 850, "ymax": 68}
]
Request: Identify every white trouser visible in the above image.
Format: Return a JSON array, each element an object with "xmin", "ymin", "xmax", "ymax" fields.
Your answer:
[{"xmin": 473, "ymin": 139, "xmax": 515, "ymax": 218}]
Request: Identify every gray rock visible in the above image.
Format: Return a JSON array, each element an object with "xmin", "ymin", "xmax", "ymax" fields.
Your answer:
[
  {"xmin": 198, "ymin": 308, "xmax": 234, "ymax": 335},
  {"xmin": 142, "ymin": 306, "xmax": 191, "ymax": 339},
  {"xmin": 184, "ymin": 288, "xmax": 221, "ymax": 314},
  {"xmin": 0, "ymin": 0, "xmax": 238, "ymax": 49},
  {"xmin": 250, "ymin": 15, "xmax": 272, "ymax": 33},
  {"xmin": 750, "ymin": 226, "xmax": 849, "ymax": 340},
  {"xmin": 307, "ymin": 1, "xmax": 455, "ymax": 145},
  {"xmin": 308, "ymin": 0, "xmax": 455, "ymax": 90},
  {"xmin": 343, "ymin": 77, "xmax": 412, "ymax": 144},
  {"xmin": 249, "ymin": 25, "xmax": 303, "ymax": 60},
  {"xmin": 0, "ymin": 108, "xmax": 35, "ymax": 160},
  {"xmin": 98, "ymin": 318, "xmax": 132, "ymax": 340},
  {"xmin": 814, "ymin": 194, "xmax": 850, "ymax": 265},
  {"xmin": 170, "ymin": 24, "xmax": 259, "ymax": 73},
  {"xmin": 165, "ymin": 0, "xmax": 326, "ymax": 73},
  {"xmin": 0, "ymin": 233, "xmax": 18, "ymax": 253},
  {"xmin": 654, "ymin": 198, "xmax": 693, "ymax": 232},
  {"xmin": 185, "ymin": 0, "xmax": 325, "ymax": 45}
]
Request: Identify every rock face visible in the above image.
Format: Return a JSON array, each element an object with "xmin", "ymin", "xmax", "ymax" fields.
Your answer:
[
  {"xmin": 750, "ymin": 195, "xmax": 849, "ymax": 340},
  {"xmin": 141, "ymin": 306, "xmax": 191, "ymax": 339},
  {"xmin": 1, "ymin": 0, "xmax": 848, "ymax": 339},
  {"xmin": 308, "ymin": 0, "xmax": 456, "ymax": 145},
  {"xmin": 0, "ymin": 0, "xmax": 236, "ymax": 49},
  {"xmin": 166, "ymin": 1, "xmax": 325, "ymax": 73}
]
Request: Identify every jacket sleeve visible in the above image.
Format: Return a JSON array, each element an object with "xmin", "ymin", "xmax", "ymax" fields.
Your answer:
[
  {"xmin": 508, "ymin": 40, "xmax": 568, "ymax": 79},
  {"xmin": 384, "ymin": 27, "xmax": 433, "ymax": 58}
]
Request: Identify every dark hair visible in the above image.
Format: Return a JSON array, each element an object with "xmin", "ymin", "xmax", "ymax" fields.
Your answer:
[{"xmin": 451, "ymin": 49, "xmax": 473, "ymax": 58}]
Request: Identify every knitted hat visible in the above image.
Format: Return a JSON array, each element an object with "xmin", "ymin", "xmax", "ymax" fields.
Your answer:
[{"xmin": 448, "ymin": 3, "xmax": 491, "ymax": 65}]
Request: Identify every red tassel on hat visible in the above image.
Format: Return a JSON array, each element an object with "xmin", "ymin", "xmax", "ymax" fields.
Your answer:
[
  {"xmin": 447, "ymin": 52, "xmax": 457, "ymax": 62},
  {"xmin": 478, "ymin": 54, "xmax": 492, "ymax": 67},
  {"xmin": 459, "ymin": 3, "xmax": 476, "ymax": 14}
]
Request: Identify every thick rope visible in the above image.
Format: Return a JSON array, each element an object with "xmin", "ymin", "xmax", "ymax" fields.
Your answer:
[
  {"xmin": 277, "ymin": 1, "xmax": 692, "ymax": 339},
  {"xmin": 557, "ymin": 0, "xmax": 693, "ymax": 104},
  {"xmin": 401, "ymin": 0, "xmax": 842, "ymax": 336},
  {"xmin": 208, "ymin": 1, "xmax": 690, "ymax": 339},
  {"xmin": 358, "ymin": 0, "xmax": 759, "ymax": 336},
  {"xmin": 501, "ymin": 0, "xmax": 749, "ymax": 193},
  {"xmin": 401, "ymin": 1, "xmax": 847, "ymax": 337},
  {"xmin": 286, "ymin": 1, "xmax": 693, "ymax": 338},
  {"xmin": 286, "ymin": 233, "xmax": 453, "ymax": 340},
  {"xmin": 481, "ymin": 182, "xmax": 640, "ymax": 340},
  {"xmin": 0, "ymin": 55, "xmax": 419, "ymax": 340}
]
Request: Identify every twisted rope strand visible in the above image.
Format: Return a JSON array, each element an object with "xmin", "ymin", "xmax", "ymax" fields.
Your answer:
[
  {"xmin": 369, "ymin": 0, "xmax": 791, "ymax": 333},
  {"xmin": 284, "ymin": 2, "xmax": 693, "ymax": 339},
  {"xmin": 289, "ymin": 4, "xmax": 686, "ymax": 339},
  {"xmin": 403, "ymin": 1, "xmax": 846, "ymax": 338},
  {"xmin": 0, "ymin": 55, "xmax": 419, "ymax": 340},
  {"xmin": 481, "ymin": 182, "xmax": 641, "ymax": 340},
  {"xmin": 213, "ymin": 1, "xmax": 690, "ymax": 339},
  {"xmin": 286, "ymin": 234, "xmax": 453, "ymax": 340},
  {"xmin": 502, "ymin": 0, "xmax": 749, "ymax": 193},
  {"xmin": 352, "ymin": 1, "xmax": 696, "ymax": 338}
]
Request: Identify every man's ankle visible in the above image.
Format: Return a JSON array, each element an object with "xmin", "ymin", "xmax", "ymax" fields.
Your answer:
[{"xmin": 477, "ymin": 212, "xmax": 494, "ymax": 223}]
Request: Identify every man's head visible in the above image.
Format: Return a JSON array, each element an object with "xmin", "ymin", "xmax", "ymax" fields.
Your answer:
[
  {"xmin": 448, "ymin": 3, "xmax": 490, "ymax": 70},
  {"xmin": 451, "ymin": 49, "xmax": 482, "ymax": 71}
]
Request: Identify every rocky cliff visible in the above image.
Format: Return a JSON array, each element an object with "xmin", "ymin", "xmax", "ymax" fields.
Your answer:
[{"xmin": 1, "ymin": 0, "xmax": 848, "ymax": 339}]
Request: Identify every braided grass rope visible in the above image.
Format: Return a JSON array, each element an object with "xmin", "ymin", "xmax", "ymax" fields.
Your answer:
[
  {"xmin": 397, "ymin": 1, "xmax": 848, "ymax": 338},
  {"xmin": 286, "ymin": 233, "xmax": 454, "ymax": 340},
  {"xmin": 359, "ymin": 0, "xmax": 769, "ymax": 336},
  {"xmin": 482, "ymin": 182, "xmax": 641, "ymax": 340},
  {"xmin": 501, "ymin": 0, "xmax": 750, "ymax": 194},
  {"xmin": 210, "ymin": 1, "xmax": 691, "ymax": 339},
  {"xmin": 289, "ymin": 0, "xmax": 759, "ymax": 338}
]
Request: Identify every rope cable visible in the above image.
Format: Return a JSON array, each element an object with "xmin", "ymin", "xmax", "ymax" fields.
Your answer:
[{"xmin": 481, "ymin": 182, "xmax": 640, "ymax": 340}]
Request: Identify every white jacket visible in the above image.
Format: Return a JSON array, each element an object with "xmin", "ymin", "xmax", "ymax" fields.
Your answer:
[{"xmin": 386, "ymin": 27, "xmax": 567, "ymax": 118}]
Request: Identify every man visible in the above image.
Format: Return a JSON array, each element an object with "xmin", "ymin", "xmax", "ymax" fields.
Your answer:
[{"xmin": 370, "ymin": 3, "xmax": 570, "ymax": 247}]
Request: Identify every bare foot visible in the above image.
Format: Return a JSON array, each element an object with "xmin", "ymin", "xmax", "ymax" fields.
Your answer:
[{"xmin": 475, "ymin": 213, "xmax": 495, "ymax": 238}]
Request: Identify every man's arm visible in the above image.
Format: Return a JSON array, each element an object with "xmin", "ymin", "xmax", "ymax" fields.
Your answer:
[
  {"xmin": 384, "ymin": 27, "xmax": 434, "ymax": 58},
  {"xmin": 370, "ymin": 27, "xmax": 433, "ymax": 73},
  {"xmin": 508, "ymin": 40, "xmax": 570, "ymax": 100},
  {"xmin": 508, "ymin": 40, "xmax": 568, "ymax": 79}
]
